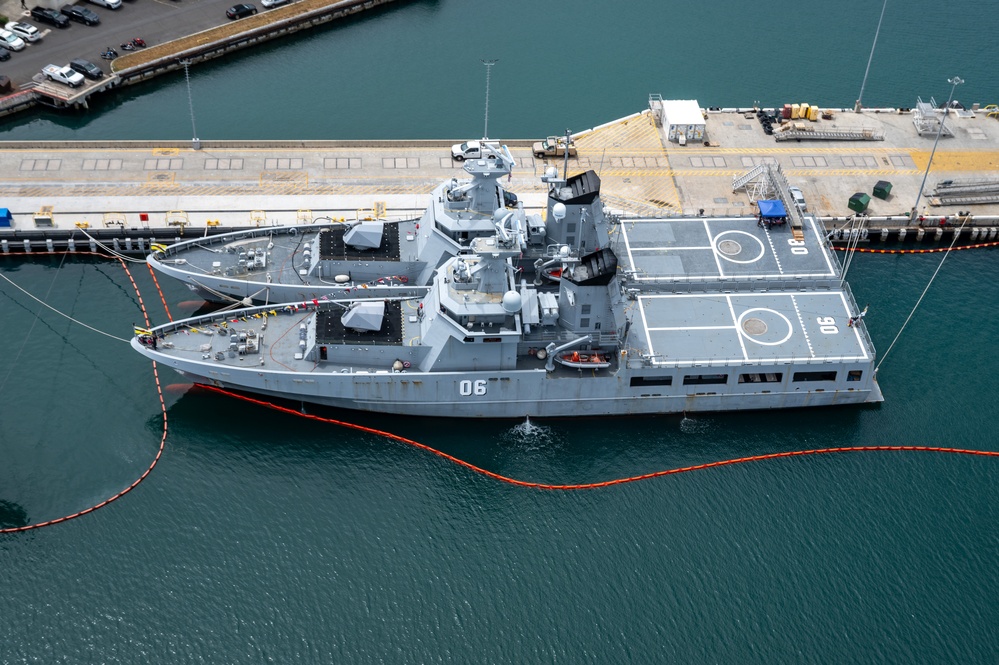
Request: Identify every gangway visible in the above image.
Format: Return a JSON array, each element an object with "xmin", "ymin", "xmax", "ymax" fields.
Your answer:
[
  {"xmin": 732, "ymin": 161, "xmax": 805, "ymax": 239},
  {"xmin": 913, "ymin": 97, "xmax": 954, "ymax": 137},
  {"xmin": 774, "ymin": 129, "xmax": 885, "ymax": 142}
]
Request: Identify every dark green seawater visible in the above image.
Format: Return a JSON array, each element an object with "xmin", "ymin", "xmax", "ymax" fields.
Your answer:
[{"xmin": 3, "ymin": 1, "xmax": 999, "ymax": 661}]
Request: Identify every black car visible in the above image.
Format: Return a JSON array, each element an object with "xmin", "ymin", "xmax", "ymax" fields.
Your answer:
[
  {"xmin": 61, "ymin": 5, "xmax": 101, "ymax": 25},
  {"xmin": 69, "ymin": 58, "xmax": 104, "ymax": 80},
  {"xmin": 30, "ymin": 6, "xmax": 71, "ymax": 28},
  {"xmin": 0, "ymin": 48, "xmax": 9, "ymax": 62},
  {"xmin": 226, "ymin": 3, "xmax": 256, "ymax": 19}
]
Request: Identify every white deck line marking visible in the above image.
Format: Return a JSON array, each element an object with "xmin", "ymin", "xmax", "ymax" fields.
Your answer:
[
  {"xmin": 632, "ymin": 271, "xmax": 842, "ymax": 282},
  {"xmin": 838, "ymin": 291, "xmax": 870, "ymax": 361},
  {"xmin": 640, "ymin": 290, "xmax": 845, "ymax": 300},
  {"xmin": 808, "ymin": 215, "xmax": 837, "ymax": 277},
  {"xmin": 620, "ymin": 217, "xmax": 638, "ymax": 275},
  {"xmin": 629, "ymin": 245, "xmax": 713, "ymax": 252},
  {"xmin": 647, "ymin": 325, "xmax": 737, "ymax": 331},
  {"xmin": 726, "ymin": 295, "xmax": 750, "ymax": 360},
  {"xmin": 762, "ymin": 226, "xmax": 783, "ymax": 274},
  {"xmin": 638, "ymin": 297, "xmax": 654, "ymax": 358},
  {"xmin": 650, "ymin": 355, "xmax": 870, "ymax": 366},
  {"xmin": 703, "ymin": 219, "xmax": 725, "ymax": 277},
  {"xmin": 789, "ymin": 294, "xmax": 815, "ymax": 357}
]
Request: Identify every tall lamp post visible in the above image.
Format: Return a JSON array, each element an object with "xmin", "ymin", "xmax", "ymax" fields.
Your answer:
[
  {"xmin": 855, "ymin": 0, "xmax": 888, "ymax": 112},
  {"xmin": 910, "ymin": 76, "xmax": 963, "ymax": 222},
  {"xmin": 481, "ymin": 59, "xmax": 497, "ymax": 140}
]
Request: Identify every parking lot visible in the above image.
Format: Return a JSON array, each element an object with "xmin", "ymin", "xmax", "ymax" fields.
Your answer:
[{"xmin": 0, "ymin": 0, "xmax": 285, "ymax": 88}]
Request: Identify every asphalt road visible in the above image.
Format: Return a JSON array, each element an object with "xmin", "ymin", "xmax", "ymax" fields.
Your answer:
[{"xmin": 1, "ymin": 0, "xmax": 268, "ymax": 87}]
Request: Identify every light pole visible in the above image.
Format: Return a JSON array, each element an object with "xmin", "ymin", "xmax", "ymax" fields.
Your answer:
[
  {"xmin": 182, "ymin": 60, "xmax": 200, "ymax": 150},
  {"xmin": 481, "ymin": 59, "xmax": 497, "ymax": 140},
  {"xmin": 855, "ymin": 0, "xmax": 888, "ymax": 112},
  {"xmin": 910, "ymin": 76, "xmax": 963, "ymax": 222}
]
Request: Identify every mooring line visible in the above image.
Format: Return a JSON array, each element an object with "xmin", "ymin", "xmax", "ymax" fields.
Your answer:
[{"xmin": 0, "ymin": 254, "xmax": 166, "ymax": 534}]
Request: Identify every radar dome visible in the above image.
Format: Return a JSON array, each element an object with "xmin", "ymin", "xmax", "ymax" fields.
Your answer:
[
  {"xmin": 552, "ymin": 202, "xmax": 567, "ymax": 221},
  {"xmin": 501, "ymin": 290, "xmax": 523, "ymax": 313}
]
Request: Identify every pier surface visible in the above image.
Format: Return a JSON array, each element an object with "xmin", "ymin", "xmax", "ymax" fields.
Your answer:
[{"xmin": 1, "ymin": 107, "xmax": 998, "ymax": 245}]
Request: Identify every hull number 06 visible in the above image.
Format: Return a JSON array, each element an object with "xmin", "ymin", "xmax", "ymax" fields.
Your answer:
[{"xmin": 459, "ymin": 379, "xmax": 488, "ymax": 396}]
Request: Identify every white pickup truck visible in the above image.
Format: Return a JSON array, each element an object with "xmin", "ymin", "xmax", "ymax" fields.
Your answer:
[{"xmin": 42, "ymin": 64, "xmax": 85, "ymax": 88}]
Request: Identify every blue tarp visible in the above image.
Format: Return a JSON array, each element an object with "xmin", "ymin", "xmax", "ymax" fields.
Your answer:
[
  {"xmin": 0, "ymin": 208, "xmax": 11, "ymax": 228},
  {"xmin": 757, "ymin": 200, "xmax": 786, "ymax": 218}
]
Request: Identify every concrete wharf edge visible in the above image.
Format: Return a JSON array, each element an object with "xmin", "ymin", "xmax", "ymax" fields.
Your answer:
[
  {"xmin": 0, "ymin": 0, "xmax": 400, "ymax": 116},
  {"xmin": 3, "ymin": 106, "xmax": 999, "ymax": 255}
]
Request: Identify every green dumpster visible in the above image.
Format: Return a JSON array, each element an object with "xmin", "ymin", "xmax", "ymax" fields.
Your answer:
[
  {"xmin": 873, "ymin": 180, "xmax": 892, "ymax": 200},
  {"xmin": 848, "ymin": 192, "xmax": 871, "ymax": 213}
]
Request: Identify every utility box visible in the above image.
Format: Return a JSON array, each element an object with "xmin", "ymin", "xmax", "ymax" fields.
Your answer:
[
  {"xmin": 0, "ymin": 208, "xmax": 12, "ymax": 228},
  {"xmin": 848, "ymin": 192, "xmax": 871, "ymax": 213},
  {"xmin": 34, "ymin": 206, "xmax": 54, "ymax": 227},
  {"xmin": 873, "ymin": 180, "xmax": 893, "ymax": 200}
]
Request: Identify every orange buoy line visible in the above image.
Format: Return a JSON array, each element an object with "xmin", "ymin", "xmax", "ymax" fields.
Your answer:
[
  {"xmin": 0, "ymin": 253, "xmax": 167, "ymax": 534},
  {"xmin": 198, "ymin": 385, "xmax": 999, "ymax": 491},
  {"xmin": 147, "ymin": 263, "xmax": 174, "ymax": 322},
  {"xmin": 832, "ymin": 240, "xmax": 999, "ymax": 254}
]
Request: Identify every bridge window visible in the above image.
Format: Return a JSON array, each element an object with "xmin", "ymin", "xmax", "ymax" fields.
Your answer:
[
  {"xmin": 683, "ymin": 374, "xmax": 728, "ymax": 385},
  {"xmin": 847, "ymin": 370, "xmax": 863, "ymax": 382},
  {"xmin": 792, "ymin": 371, "xmax": 837, "ymax": 382},
  {"xmin": 630, "ymin": 376, "xmax": 673, "ymax": 387},
  {"xmin": 739, "ymin": 372, "xmax": 782, "ymax": 383}
]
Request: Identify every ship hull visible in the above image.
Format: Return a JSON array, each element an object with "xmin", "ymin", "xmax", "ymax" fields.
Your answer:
[{"xmin": 137, "ymin": 340, "xmax": 882, "ymax": 419}]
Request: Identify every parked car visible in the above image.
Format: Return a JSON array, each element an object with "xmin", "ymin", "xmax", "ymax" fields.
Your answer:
[
  {"xmin": 42, "ymin": 63, "xmax": 85, "ymax": 87},
  {"xmin": 61, "ymin": 5, "xmax": 101, "ymax": 26},
  {"xmin": 261, "ymin": 0, "xmax": 289, "ymax": 7},
  {"xmin": 226, "ymin": 3, "xmax": 256, "ymax": 18},
  {"xmin": 788, "ymin": 186, "xmax": 807, "ymax": 212},
  {"xmin": 69, "ymin": 58, "xmax": 103, "ymax": 80},
  {"xmin": 5, "ymin": 21, "xmax": 42, "ymax": 43},
  {"xmin": 532, "ymin": 136, "xmax": 577, "ymax": 159},
  {"xmin": 0, "ymin": 28, "xmax": 26, "ymax": 51},
  {"xmin": 0, "ymin": 48, "xmax": 9, "ymax": 62},
  {"xmin": 86, "ymin": 0, "xmax": 122, "ymax": 8},
  {"xmin": 30, "ymin": 7, "xmax": 71, "ymax": 28}
]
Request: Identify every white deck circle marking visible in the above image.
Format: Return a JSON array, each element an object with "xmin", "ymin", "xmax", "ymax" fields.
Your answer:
[
  {"xmin": 737, "ymin": 308, "xmax": 793, "ymax": 345},
  {"xmin": 712, "ymin": 230, "xmax": 765, "ymax": 264}
]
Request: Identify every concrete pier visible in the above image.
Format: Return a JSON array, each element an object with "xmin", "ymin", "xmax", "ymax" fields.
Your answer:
[{"xmin": 2, "ymin": 105, "xmax": 999, "ymax": 254}]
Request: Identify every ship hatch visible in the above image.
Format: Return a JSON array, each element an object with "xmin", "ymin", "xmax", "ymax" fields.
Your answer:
[
  {"xmin": 315, "ymin": 301, "xmax": 403, "ymax": 345},
  {"xmin": 318, "ymin": 225, "xmax": 401, "ymax": 261}
]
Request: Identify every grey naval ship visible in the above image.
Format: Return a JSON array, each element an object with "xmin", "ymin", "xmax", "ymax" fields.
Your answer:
[
  {"xmin": 133, "ymin": 163, "xmax": 882, "ymax": 418},
  {"xmin": 148, "ymin": 142, "xmax": 529, "ymax": 305}
]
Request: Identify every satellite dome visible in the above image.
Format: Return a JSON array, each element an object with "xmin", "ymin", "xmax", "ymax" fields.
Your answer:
[
  {"xmin": 552, "ymin": 202, "xmax": 567, "ymax": 220},
  {"xmin": 501, "ymin": 290, "xmax": 523, "ymax": 313}
]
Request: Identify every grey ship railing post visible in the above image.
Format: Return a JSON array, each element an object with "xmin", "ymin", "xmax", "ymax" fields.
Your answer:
[{"xmin": 910, "ymin": 76, "xmax": 964, "ymax": 221}]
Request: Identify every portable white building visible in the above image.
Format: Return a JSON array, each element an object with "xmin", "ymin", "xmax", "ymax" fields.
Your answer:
[{"xmin": 660, "ymin": 100, "xmax": 705, "ymax": 144}]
